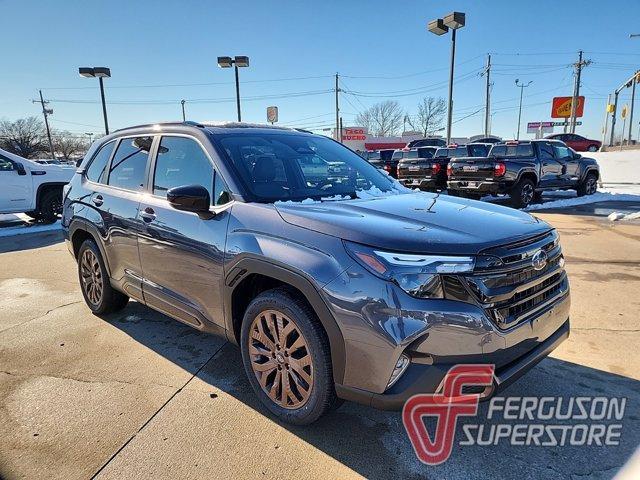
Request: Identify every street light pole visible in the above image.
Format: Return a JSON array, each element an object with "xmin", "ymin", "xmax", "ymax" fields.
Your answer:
[
  {"xmin": 428, "ymin": 12, "xmax": 465, "ymax": 145},
  {"xmin": 79, "ymin": 67, "xmax": 111, "ymax": 135},
  {"xmin": 217, "ymin": 56, "xmax": 249, "ymax": 122},
  {"xmin": 181, "ymin": 100, "xmax": 186, "ymax": 121},
  {"xmin": 515, "ymin": 79, "xmax": 533, "ymax": 140}
]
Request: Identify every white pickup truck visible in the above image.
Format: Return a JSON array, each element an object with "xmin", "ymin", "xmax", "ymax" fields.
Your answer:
[{"xmin": 0, "ymin": 148, "xmax": 75, "ymax": 222}]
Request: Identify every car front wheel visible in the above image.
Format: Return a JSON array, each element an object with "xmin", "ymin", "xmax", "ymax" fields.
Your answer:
[
  {"xmin": 240, "ymin": 287, "xmax": 338, "ymax": 425},
  {"xmin": 587, "ymin": 145, "xmax": 599, "ymax": 152}
]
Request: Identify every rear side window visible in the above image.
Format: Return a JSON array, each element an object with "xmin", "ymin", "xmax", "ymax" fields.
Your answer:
[
  {"xmin": 153, "ymin": 136, "xmax": 214, "ymax": 199},
  {"xmin": 490, "ymin": 144, "xmax": 534, "ymax": 157},
  {"xmin": 86, "ymin": 141, "xmax": 115, "ymax": 183},
  {"xmin": 108, "ymin": 137, "xmax": 153, "ymax": 191},
  {"xmin": 538, "ymin": 143, "xmax": 555, "ymax": 161}
]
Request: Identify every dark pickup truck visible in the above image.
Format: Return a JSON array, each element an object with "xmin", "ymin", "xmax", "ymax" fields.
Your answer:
[
  {"xmin": 447, "ymin": 140, "xmax": 600, "ymax": 208},
  {"xmin": 399, "ymin": 143, "xmax": 491, "ymax": 191}
]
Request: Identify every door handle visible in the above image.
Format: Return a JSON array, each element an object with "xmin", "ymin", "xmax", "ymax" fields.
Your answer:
[
  {"xmin": 92, "ymin": 194, "xmax": 103, "ymax": 206},
  {"xmin": 140, "ymin": 207, "xmax": 156, "ymax": 222}
]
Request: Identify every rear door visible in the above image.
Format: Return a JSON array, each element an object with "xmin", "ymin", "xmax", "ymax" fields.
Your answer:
[
  {"xmin": 0, "ymin": 154, "xmax": 33, "ymax": 212},
  {"xmin": 137, "ymin": 135, "xmax": 232, "ymax": 330},
  {"xmin": 537, "ymin": 141, "xmax": 562, "ymax": 187},
  {"xmin": 97, "ymin": 136, "xmax": 152, "ymax": 299}
]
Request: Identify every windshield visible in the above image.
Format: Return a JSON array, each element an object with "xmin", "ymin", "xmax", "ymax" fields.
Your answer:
[
  {"xmin": 217, "ymin": 132, "xmax": 397, "ymax": 202},
  {"xmin": 490, "ymin": 144, "xmax": 535, "ymax": 157}
]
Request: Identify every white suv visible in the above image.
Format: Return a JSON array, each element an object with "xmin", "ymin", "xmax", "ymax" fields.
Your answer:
[{"xmin": 0, "ymin": 148, "xmax": 75, "ymax": 222}]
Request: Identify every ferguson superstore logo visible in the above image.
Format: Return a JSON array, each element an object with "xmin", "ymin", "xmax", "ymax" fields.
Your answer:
[{"xmin": 402, "ymin": 365, "xmax": 627, "ymax": 465}]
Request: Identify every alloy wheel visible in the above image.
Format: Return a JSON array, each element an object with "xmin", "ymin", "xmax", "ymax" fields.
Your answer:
[
  {"xmin": 80, "ymin": 249, "xmax": 103, "ymax": 306},
  {"xmin": 248, "ymin": 309, "xmax": 313, "ymax": 409},
  {"xmin": 586, "ymin": 177, "xmax": 597, "ymax": 195},
  {"xmin": 521, "ymin": 183, "xmax": 534, "ymax": 205}
]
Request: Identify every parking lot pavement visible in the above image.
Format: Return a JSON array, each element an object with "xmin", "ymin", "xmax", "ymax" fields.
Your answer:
[{"xmin": 1, "ymin": 208, "xmax": 639, "ymax": 479}]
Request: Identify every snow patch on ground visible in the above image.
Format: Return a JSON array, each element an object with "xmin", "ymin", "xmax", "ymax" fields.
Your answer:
[
  {"xmin": 0, "ymin": 219, "xmax": 62, "ymax": 237},
  {"xmin": 608, "ymin": 211, "xmax": 640, "ymax": 222},
  {"xmin": 523, "ymin": 189, "xmax": 640, "ymax": 211}
]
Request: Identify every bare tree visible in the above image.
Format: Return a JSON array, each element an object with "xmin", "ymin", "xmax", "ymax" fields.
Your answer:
[
  {"xmin": 407, "ymin": 97, "xmax": 446, "ymax": 137},
  {"xmin": 53, "ymin": 131, "xmax": 90, "ymax": 160},
  {"xmin": 0, "ymin": 117, "xmax": 48, "ymax": 158},
  {"xmin": 355, "ymin": 101, "xmax": 405, "ymax": 137}
]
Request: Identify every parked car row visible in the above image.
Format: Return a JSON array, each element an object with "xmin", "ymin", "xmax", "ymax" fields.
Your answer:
[{"xmin": 378, "ymin": 139, "xmax": 599, "ymax": 208}]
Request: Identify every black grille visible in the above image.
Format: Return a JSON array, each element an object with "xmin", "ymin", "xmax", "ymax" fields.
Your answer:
[{"xmin": 464, "ymin": 231, "xmax": 568, "ymax": 329}]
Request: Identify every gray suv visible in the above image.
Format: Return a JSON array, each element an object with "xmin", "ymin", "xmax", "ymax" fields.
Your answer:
[{"xmin": 62, "ymin": 122, "xmax": 570, "ymax": 425}]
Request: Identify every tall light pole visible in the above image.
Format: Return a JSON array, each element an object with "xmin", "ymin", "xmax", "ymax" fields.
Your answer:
[
  {"xmin": 515, "ymin": 79, "xmax": 533, "ymax": 140},
  {"xmin": 181, "ymin": 99, "xmax": 186, "ymax": 121},
  {"xmin": 79, "ymin": 67, "xmax": 111, "ymax": 135},
  {"xmin": 217, "ymin": 56, "xmax": 249, "ymax": 122},
  {"xmin": 85, "ymin": 132, "xmax": 94, "ymax": 144},
  {"xmin": 428, "ymin": 11, "xmax": 465, "ymax": 144}
]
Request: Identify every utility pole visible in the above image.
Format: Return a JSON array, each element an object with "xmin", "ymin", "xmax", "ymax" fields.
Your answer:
[
  {"xmin": 32, "ymin": 90, "xmax": 55, "ymax": 158},
  {"xmin": 335, "ymin": 73, "xmax": 340, "ymax": 142},
  {"xmin": 483, "ymin": 54, "xmax": 492, "ymax": 137},
  {"xmin": 181, "ymin": 100, "xmax": 186, "ymax": 121},
  {"xmin": 515, "ymin": 79, "xmax": 532, "ymax": 140},
  {"xmin": 569, "ymin": 50, "xmax": 591, "ymax": 134},
  {"xmin": 627, "ymin": 72, "xmax": 637, "ymax": 145},
  {"xmin": 339, "ymin": 116, "xmax": 343, "ymax": 142}
]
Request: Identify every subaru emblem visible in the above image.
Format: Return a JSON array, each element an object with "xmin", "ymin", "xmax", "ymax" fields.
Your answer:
[{"xmin": 531, "ymin": 250, "xmax": 548, "ymax": 271}]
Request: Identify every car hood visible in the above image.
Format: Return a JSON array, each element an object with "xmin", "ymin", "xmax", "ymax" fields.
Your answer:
[{"xmin": 274, "ymin": 192, "xmax": 552, "ymax": 255}]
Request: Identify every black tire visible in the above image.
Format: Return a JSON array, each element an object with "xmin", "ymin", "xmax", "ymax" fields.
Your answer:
[
  {"xmin": 510, "ymin": 178, "xmax": 536, "ymax": 209},
  {"xmin": 577, "ymin": 172, "xmax": 598, "ymax": 197},
  {"xmin": 532, "ymin": 191, "xmax": 544, "ymax": 204},
  {"xmin": 37, "ymin": 188, "xmax": 63, "ymax": 223},
  {"xmin": 240, "ymin": 287, "xmax": 338, "ymax": 425},
  {"xmin": 587, "ymin": 145, "xmax": 599, "ymax": 152},
  {"xmin": 77, "ymin": 239, "xmax": 129, "ymax": 315}
]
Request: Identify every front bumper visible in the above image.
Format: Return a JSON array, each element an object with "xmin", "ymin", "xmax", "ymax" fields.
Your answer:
[
  {"xmin": 323, "ymin": 261, "xmax": 571, "ymax": 410},
  {"xmin": 448, "ymin": 179, "xmax": 508, "ymax": 194}
]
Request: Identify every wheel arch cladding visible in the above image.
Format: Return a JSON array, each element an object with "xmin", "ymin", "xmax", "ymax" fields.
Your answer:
[
  {"xmin": 518, "ymin": 170, "xmax": 538, "ymax": 185},
  {"xmin": 36, "ymin": 182, "xmax": 65, "ymax": 209},
  {"xmin": 69, "ymin": 220, "xmax": 112, "ymax": 277},
  {"xmin": 225, "ymin": 258, "xmax": 346, "ymax": 384}
]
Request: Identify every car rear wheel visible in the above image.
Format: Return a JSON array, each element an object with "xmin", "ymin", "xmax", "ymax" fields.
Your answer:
[
  {"xmin": 78, "ymin": 240, "xmax": 129, "ymax": 315},
  {"xmin": 240, "ymin": 287, "xmax": 338, "ymax": 425},
  {"xmin": 511, "ymin": 178, "xmax": 536, "ymax": 209},
  {"xmin": 577, "ymin": 172, "xmax": 598, "ymax": 197}
]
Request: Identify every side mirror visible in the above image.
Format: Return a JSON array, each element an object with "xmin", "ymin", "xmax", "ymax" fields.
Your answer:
[
  {"xmin": 14, "ymin": 162, "xmax": 27, "ymax": 176},
  {"xmin": 167, "ymin": 184, "xmax": 211, "ymax": 213},
  {"xmin": 574, "ymin": 152, "xmax": 582, "ymax": 159}
]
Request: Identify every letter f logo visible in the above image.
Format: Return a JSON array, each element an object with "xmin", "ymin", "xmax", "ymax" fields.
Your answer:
[{"xmin": 402, "ymin": 364, "xmax": 495, "ymax": 465}]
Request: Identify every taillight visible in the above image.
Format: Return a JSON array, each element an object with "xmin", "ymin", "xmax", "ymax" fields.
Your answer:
[
  {"xmin": 494, "ymin": 162, "xmax": 506, "ymax": 177},
  {"xmin": 446, "ymin": 163, "xmax": 453, "ymax": 177},
  {"xmin": 432, "ymin": 163, "xmax": 441, "ymax": 175}
]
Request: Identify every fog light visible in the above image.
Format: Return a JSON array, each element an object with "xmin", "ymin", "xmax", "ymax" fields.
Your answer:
[{"xmin": 386, "ymin": 354, "xmax": 410, "ymax": 389}]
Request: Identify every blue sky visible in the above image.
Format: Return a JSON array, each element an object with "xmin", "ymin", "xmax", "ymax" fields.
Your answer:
[{"xmin": 2, "ymin": 0, "xmax": 640, "ymax": 141}]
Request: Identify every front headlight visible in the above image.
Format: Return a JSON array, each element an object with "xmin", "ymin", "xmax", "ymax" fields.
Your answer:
[{"xmin": 344, "ymin": 241, "xmax": 475, "ymax": 299}]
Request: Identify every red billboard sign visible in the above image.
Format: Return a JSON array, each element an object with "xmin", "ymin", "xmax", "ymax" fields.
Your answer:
[
  {"xmin": 342, "ymin": 127, "xmax": 366, "ymax": 141},
  {"xmin": 551, "ymin": 96, "xmax": 585, "ymax": 118}
]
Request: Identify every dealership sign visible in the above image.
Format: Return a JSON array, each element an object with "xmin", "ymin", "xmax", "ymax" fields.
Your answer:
[
  {"xmin": 527, "ymin": 122, "xmax": 554, "ymax": 134},
  {"xmin": 342, "ymin": 127, "xmax": 367, "ymax": 141},
  {"xmin": 551, "ymin": 96, "xmax": 585, "ymax": 118}
]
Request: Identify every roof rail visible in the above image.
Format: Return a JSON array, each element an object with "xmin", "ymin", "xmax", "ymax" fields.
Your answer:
[{"xmin": 183, "ymin": 120, "xmax": 204, "ymax": 128}]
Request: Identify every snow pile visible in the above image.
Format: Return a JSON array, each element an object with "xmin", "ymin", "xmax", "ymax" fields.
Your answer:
[
  {"xmin": 524, "ymin": 189, "xmax": 640, "ymax": 211},
  {"xmin": 0, "ymin": 220, "xmax": 62, "ymax": 237},
  {"xmin": 608, "ymin": 211, "xmax": 640, "ymax": 222}
]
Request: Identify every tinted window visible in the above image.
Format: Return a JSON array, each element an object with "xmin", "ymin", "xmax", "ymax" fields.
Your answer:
[
  {"xmin": 553, "ymin": 144, "xmax": 572, "ymax": 159},
  {"xmin": 86, "ymin": 141, "xmax": 115, "ymax": 183},
  {"xmin": 392, "ymin": 151, "xmax": 404, "ymax": 159},
  {"xmin": 417, "ymin": 147, "xmax": 435, "ymax": 159},
  {"xmin": 538, "ymin": 142, "xmax": 555, "ymax": 161},
  {"xmin": 218, "ymin": 133, "xmax": 395, "ymax": 202},
  {"xmin": 434, "ymin": 148, "xmax": 450, "ymax": 158},
  {"xmin": 108, "ymin": 137, "xmax": 152, "ymax": 190},
  {"xmin": 405, "ymin": 150, "xmax": 419, "ymax": 159},
  {"xmin": 490, "ymin": 144, "xmax": 535, "ymax": 157},
  {"xmin": 153, "ymin": 136, "xmax": 213, "ymax": 198},
  {"xmin": 0, "ymin": 154, "xmax": 14, "ymax": 171},
  {"xmin": 454, "ymin": 147, "xmax": 468, "ymax": 157},
  {"xmin": 468, "ymin": 144, "xmax": 489, "ymax": 157}
]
